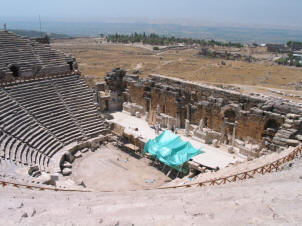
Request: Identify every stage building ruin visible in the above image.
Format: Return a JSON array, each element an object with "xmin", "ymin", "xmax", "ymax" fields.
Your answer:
[{"xmin": 96, "ymin": 69, "xmax": 302, "ymax": 159}]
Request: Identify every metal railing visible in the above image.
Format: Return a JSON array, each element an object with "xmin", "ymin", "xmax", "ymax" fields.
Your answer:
[{"xmin": 159, "ymin": 145, "xmax": 302, "ymax": 189}]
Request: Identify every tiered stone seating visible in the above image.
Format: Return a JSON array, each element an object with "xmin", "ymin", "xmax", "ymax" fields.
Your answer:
[
  {"xmin": 4, "ymin": 80, "xmax": 84, "ymax": 145},
  {"xmin": 0, "ymin": 32, "xmax": 42, "ymax": 75},
  {"xmin": 0, "ymin": 30, "xmax": 72, "ymax": 77},
  {"xmin": 0, "ymin": 31, "xmax": 106, "ymax": 183},
  {"xmin": 30, "ymin": 41, "xmax": 72, "ymax": 74},
  {"xmin": 52, "ymin": 75, "xmax": 106, "ymax": 137},
  {"xmin": 0, "ymin": 74, "xmax": 107, "ymax": 174},
  {"xmin": 0, "ymin": 88, "xmax": 63, "ymax": 171}
]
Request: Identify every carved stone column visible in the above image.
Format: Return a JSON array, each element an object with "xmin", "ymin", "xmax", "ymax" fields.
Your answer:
[
  {"xmin": 185, "ymin": 119, "xmax": 190, "ymax": 137},
  {"xmin": 232, "ymin": 121, "xmax": 238, "ymax": 147}
]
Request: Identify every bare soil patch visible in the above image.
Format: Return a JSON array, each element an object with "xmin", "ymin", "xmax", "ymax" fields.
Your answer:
[
  {"xmin": 71, "ymin": 144, "xmax": 170, "ymax": 192},
  {"xmin": 52, "ymin": 38, "xmax": 302, "ymax": 91}
]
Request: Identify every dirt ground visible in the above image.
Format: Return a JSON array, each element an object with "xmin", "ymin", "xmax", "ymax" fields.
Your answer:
[
  {"xmin": 71, "ymin": 144, "xmax": 171, "ymax": 192},
  {"xmin": 52, "ymin": 38, "xmax": 302, "ymax": 91}
]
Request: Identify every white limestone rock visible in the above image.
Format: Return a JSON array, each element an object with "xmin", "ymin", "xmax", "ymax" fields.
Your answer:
[{"xmin": 62, "ymin": 168, "xmax": 72, "ymax": 176}]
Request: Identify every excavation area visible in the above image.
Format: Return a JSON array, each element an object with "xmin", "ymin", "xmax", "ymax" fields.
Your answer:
[{"xmin": 71, "ymin": 144, "xmax": 171, "ymax": 191}]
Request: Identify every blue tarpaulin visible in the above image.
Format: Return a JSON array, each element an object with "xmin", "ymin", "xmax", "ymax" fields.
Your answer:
[{"xmin": 144, "ymin": 130, "xmax": 203, "ymax": 172}]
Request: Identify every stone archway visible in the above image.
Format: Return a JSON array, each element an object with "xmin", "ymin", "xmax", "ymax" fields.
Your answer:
[
  {"xmin": 220, "ymin": 105, "xmax": 239, "ymax": 121},
  {"xmin": 0, "ymin": 70, "xmax": 5, "ymax": 81},
  {"xmin": 223, "ymin": 109, "xmax": 236, "ymax": 123},
  {"xmin": 68, "ymin": 61, "xmax": 74, "ymax": 71},
  {"xmin": 9, "ymin": 65, "xmax": 20, "ymax": 77},
  {"xmin": 262, "ymin": 119, "xmax": 280, "ymax": 139},
  {"xmin": 221, "ymin": 106, "xmax": 239, "ymax": 145}
]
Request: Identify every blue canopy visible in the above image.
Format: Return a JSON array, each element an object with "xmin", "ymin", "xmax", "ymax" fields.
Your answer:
[{"xmin": 144, "ymin": 130, "xmax": 203, "ymax": 172}]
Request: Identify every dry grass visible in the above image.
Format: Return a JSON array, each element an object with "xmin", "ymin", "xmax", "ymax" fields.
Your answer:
[{"xmin": 52, "ymin": 38, "xmax": 302, "ymax": 90}]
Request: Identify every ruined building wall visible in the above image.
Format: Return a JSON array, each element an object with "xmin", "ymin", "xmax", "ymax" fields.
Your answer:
[
  {"xmin": 128, "ymin": 82, "xmax": 147, "ymax": 109},
  {"xmin": 104, "ymin": 70, "xmax": 302, "ymax": 152},
  {"xmin": 143, "ymin": 75, "xmax": 273, "ymax": 142}
]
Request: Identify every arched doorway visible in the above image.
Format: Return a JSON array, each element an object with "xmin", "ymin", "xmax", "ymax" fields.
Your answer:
[
  {"xmin": 222, "ymin": 109, "xmax": 237, "ymax": 145},
  {"xmin": 262, "ymin": 119, "xmax": 280, "ymax": 139},
  {"xmin": 224, "ymin": 109, "xmax": 236, "ymax": 123},
  {"xmin": 9, "ymin": 65, "xmax": 20, "ymax": 77}
]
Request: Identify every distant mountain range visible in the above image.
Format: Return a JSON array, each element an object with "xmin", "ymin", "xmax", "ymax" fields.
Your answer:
[
  {"xmin": 9, "ymin": 29, "xmax": 70, "ymax": 39},
  {"xmin": 5, "ymin": 21, "xmax": 302, "ymax": 44}
]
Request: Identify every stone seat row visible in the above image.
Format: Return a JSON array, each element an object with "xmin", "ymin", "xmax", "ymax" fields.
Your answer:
[
  {"xmin": 0, "ymin": 74, "xmax": 107, "ymax": 173},
  {"xmin": 6, "ymin": 61, "xmax": 67, "ymax": 69},
  {"xmin": 1, "ymin": 120, "xmax": 62, "ymax": 160},
  {"xmin": 5, "ymin": 84, "xmax": 84, "ymax": 145},
  {"xmin": 0, "ymin": 133, "xmax": 50, "ymax": 172},
  {"xmin": 52, "ymin": 75, "xmax": 106, "ymax": 136},
  {"xmin": 0, "ymin": 126, "xmax": 62, "ymax": 171},
  {"xmin": 0, "ymin": 90, "xmax": 63, "ymax": 161},
  {"xmin": 0, "ymin": 56, "xmax": 42, "ymax": 64}
]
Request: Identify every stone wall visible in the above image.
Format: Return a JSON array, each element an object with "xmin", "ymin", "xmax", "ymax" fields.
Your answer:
[
  {"xmin": 128, "ymin": 82, "xmax": 147, "ymax": 109},
  {"xmin": 123, "ymin": 102, "xmax": 145, "ymax": 116},
  {"xmin": 103, "ymin": 69, "xmax": 302, "ymax": 153}
]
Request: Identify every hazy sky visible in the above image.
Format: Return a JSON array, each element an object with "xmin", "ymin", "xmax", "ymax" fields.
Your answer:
[{"xmin": 1, "ymin": 0, "xmax": 302, "ymax": 27}]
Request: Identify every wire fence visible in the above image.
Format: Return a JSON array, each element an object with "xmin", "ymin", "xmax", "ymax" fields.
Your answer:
[{"xmin": 159, "ymin": 145, "xmax": 302, "ymax": 189}]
